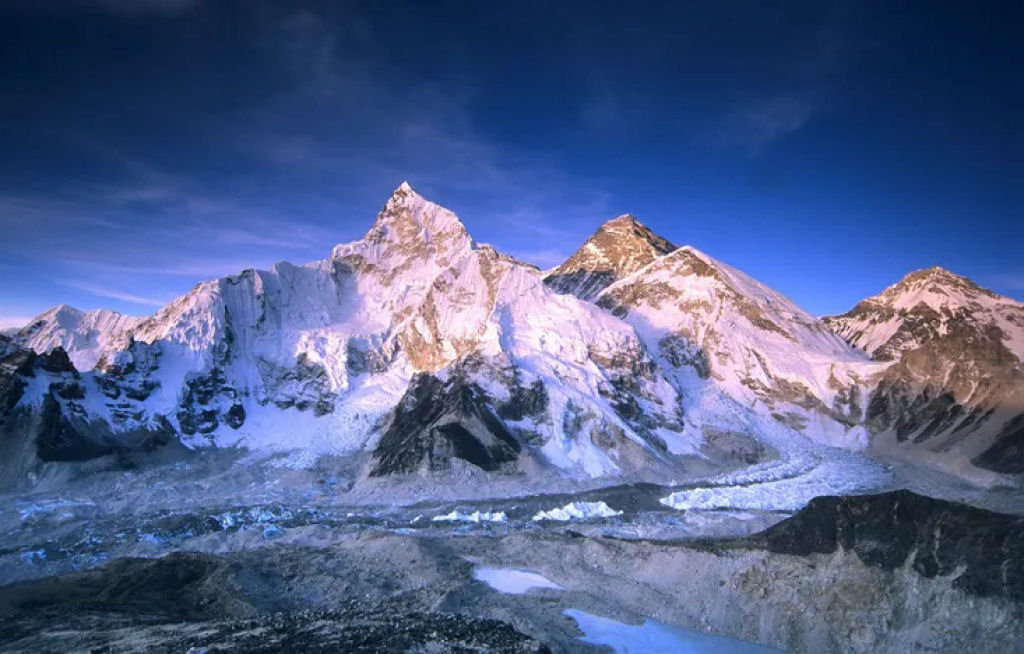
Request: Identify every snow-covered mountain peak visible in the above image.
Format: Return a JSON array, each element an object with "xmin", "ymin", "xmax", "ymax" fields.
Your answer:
[
  {"xmin": 600, "ymin": 213, "xmax": 646, "ymax": 230},
  {"xmin": 12, "ymin": 304, "xmax": 142, "ymax": 371},
  {"xmin": 823, "ymin": 269, "xmax": 1024, "ymax": 478},
  {"xmin": 544, "ymin": 213, "xmax": 676, "ymax": 300},
  {"xmin": 370, "ymin": 181, "xmax": 469, "ymax": 241},
  {"xmin": 330, "ymin": 182, "xmax": 474, "ymax": 271},
  {"xmin": 876, "ymin": 266, "xmax": 1003, "ymax": 312},
  {"xmin": 8, "ymin": 183, "xmax": 1020, "ymax": 486},
  {"xmin": 824, "ymin": 267, "xmax": 1023, "ymax": 361}
]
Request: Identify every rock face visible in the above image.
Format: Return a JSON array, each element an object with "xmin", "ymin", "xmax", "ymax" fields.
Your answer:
[
  {"xmin": 825, "ymin": 267, "xmax": 1024, "ymax": 476},
  {"xmin": 369, "ymin": 374, "xmax": 522, "ymax": 476},
  {"xmin": 749, "ymin": 489, "xmax": 1024, "ymax": 600},
  {"xmin": 0, "ymin": 338, "xmax": 177, "ymax": 489},
  {"xmin": 544, "ymin": 214, "xmax": 676, "ymax": 300}
]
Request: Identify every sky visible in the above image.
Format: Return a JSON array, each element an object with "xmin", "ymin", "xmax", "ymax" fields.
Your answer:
[{"xmin": 0, "ymin": 0, "xmax": 1020, "ymax": 326}]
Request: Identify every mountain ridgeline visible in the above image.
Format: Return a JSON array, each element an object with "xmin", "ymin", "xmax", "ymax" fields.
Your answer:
[{"xmin": 2, "ymin": 182, "xmax": 1022, "ymax": 489}]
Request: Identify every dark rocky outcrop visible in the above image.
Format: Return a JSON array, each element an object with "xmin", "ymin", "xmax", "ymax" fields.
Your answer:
[
  {"xmin": 0, "ymin": 338, "xmax": 34, "ymax": 429},
  {"xmin": 0, "ymin": 549, "xmax": 550, "ymax": 654},
  {"xmin": 0, "ymin": 339, "xmax": 179, "ymax": 489},
  {"xmin": 746, "ymin": 489, "xmax": 1024, "ymax": 600},
  {"xmin": 259, "ymin": 354, "xmax": 335, "ymax": 417},
  {"xmin": 496, "ymin": 367, "xmax": 549, "ymax": 421},
  {"xmin": 176, "ymin": 367, "xmax": 242, "ymax": 435},
  {"xmin": 35, "ymin": 393, "xmax": 113, "ymax": 462},
  {"xmin": 972, "ymin": 413, "xmax": 1024, "ymax": 473},
  {"xmin": 36, "ymin": 347, "xmax": 76, "ymax": 374},
  {"xmin": 369, "ymin": 373, "xmax": 521, "ymax": 476}
]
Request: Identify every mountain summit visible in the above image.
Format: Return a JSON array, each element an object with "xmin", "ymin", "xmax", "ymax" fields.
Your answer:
[
  {"xmin": 544, "ymin": 215, "xmax": 676, "ymax": 300},
  {"xmin": 824, "ymin": 266, "xmax": 1020, "ymax": 361}
]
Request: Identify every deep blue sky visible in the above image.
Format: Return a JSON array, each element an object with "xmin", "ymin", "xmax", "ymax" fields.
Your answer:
[{"xmin": 0, "ymin": 0, "xmax": 1021, "ymax": 326}]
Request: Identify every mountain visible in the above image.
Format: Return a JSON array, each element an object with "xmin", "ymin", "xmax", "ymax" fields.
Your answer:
[
  {"xmin": 824, "ymin": 266, "xmax": 1024, "ymax": 361},
  {"xmin": 1, "ymin": 183, "xmax": 694, "ymax": 488},
  {"xmin": 825, "ymin": 267, "xmax": 1024, "ymax": 475},
  {"xmin": 592, "ymin": 245, "xmax": 878, "ymax": 448},
  {"xmin": 543, "ymin": 214, "xmax": 676, "ymax": 300},
  {"xmin": 4, "ymin": 185, "xmax": 1022, "ymax": 489},
  {"xmin": 11, "ymin": 305, "xmax": 141, "ymax": 371}
]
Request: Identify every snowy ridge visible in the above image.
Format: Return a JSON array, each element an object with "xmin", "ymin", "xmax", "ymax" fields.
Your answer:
[
  {"xmin": 11, "ymin": 305, "xmax": 142, "ymax": 371},
  {"xmin": 595, "ymin": 244, "xmax": 882, "ymax": 449},
  {"xmin": 824, "ymin": 266, "xmax": 1024, "ymax": 363}
]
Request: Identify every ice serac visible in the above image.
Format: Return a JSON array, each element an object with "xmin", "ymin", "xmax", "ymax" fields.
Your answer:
[
  {"xmin": 825, "ymin": 267, "xmax": 1024, "ymax": 476},
  {"xmin": 544, "ymin": 214, "xmax": 677, "ymax": 300},
  {"xmin": 596, "ymin": 244, "xmax": 878, "ymax": 448}
]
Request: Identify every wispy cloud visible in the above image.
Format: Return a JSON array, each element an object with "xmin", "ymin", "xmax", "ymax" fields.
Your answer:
[
  {"xmin": 60, "ymin": 281, "xmax": 169, "ymax": 307},
  {"xmin": 0, "ymin": 315, "xmax": 34, "ymax": 330},
  {"xmin": 713, "ymin": 96, "xmax": 815, "ymax": 155}
]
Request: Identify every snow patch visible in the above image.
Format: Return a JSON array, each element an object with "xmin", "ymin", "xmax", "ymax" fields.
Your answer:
[{"xmin": 473, "ymin": 566, "xmax": 562, "ymax": 594}]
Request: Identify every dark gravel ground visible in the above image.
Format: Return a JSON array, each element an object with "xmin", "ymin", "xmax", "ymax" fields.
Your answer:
[{"xmin": 0, "ymin": 605, "xmax": 550, "ymax": 653}]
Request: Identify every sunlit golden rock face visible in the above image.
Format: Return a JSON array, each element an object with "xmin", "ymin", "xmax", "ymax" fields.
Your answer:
[{"xmin": 544, "ymin": 214, "xmax": 677, "ymax": 301}]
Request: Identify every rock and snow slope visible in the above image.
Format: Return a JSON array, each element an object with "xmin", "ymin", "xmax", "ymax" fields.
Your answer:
[
  {"xmin": 3, "ymin": 185, "xmax": 1022, "ymax": 487},
  {"xmin": 825, "ymin": 267, "xmax": 1024, "ymax": 478},
  {"xmin": 544, "ymin": 214, "xmax": 676, "ymax": 300},
  {"xmin": 593, "ymin": 244, "xmax": 882, "ymax": 449},
  {"xmin": 824, "ymin": 266, "xmax": 1024, "ymax": 362}
]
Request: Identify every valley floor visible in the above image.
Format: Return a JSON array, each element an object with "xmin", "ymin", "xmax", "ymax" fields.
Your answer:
[{"xmin": 2, "ymin": 438, "xmax": 1022, "ymax": 652}]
